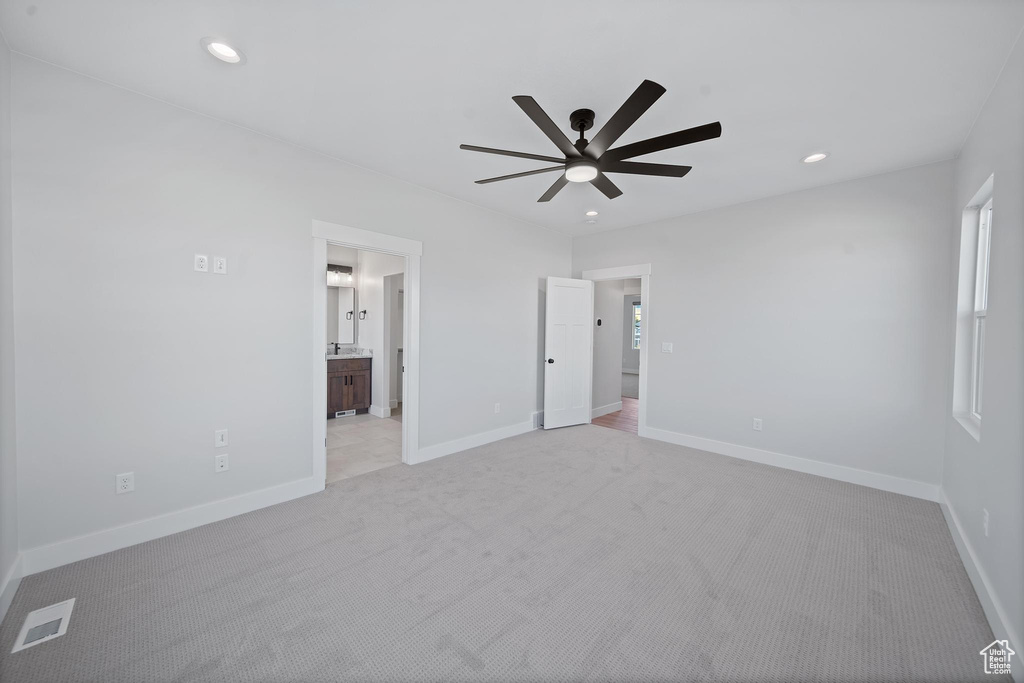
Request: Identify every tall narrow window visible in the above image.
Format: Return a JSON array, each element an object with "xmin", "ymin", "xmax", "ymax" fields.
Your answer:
[
  {"xmin": 632, "ymin": 303, "xmax": 641, "ymax": 350},
  {"xmin": 953, "ymin": 177, "xmax": 993, "ymax": 439},
  {"xmin": 971, "ymin": 197, "xmax": 993, "ymax": 420}
]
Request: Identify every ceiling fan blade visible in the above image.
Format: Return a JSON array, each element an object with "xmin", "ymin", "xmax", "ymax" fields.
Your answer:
[
  {"xmin": 585, "ymin": 80, "xmax": 666, "ymax": 159},
  {"xmin": 602, "ymin": 122, "xmax": 722, "ymax": 162},
  {"xmin": 475, "ymin": 166, "xmax": 564, "ymax": 184},
  {"xmin": 512, "ymin": 96, "xmax": 581, "ymax": 158},
  {"xmin": 590, "ymin": 173, "xmax": 623, "ymax": 200},
  {"xmin": 460, "ymin": 144, "xmax": 565, "ymax": 164},
  {"xmin": 538, "ymin": 175, "xmax": 569, "ymax": 202},
  {"xmin": 601, "ymin": 161, "xmax": 692, "ymax": 177}
]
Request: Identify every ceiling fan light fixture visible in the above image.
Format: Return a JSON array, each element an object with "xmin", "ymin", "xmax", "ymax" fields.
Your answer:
[
  {"xmin": 201, "ymin": 37, "xmax": 246, "ymax": 65},
  {"xmin": 460, "ymin": 79, "xmax": 722, "ymax": 202},
  {"xmin": 802, "ymin": 152, "xmax": 828, "ymax": 163},
  {"xmin": 565, "ymin": 159, "xmax": 599, "ymax": 183}
]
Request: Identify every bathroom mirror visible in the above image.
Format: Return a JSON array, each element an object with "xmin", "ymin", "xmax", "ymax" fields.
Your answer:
[{"xmin": 337, "ymin": 287, "xmax": 355, "ymax": 344}]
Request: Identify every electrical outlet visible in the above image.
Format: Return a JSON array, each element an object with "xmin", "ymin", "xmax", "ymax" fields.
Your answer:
[
  {"xmin": 494, "ymin": 403, "xmax": 501, "ymax": 414},
  {"xmin": 983, "ymin": 508, "xmax": 990, "ymax": 537},
  {"xmin": 194, "ymin": 254, "xmax": 209, "ymax": 272},
  {"xmin": 115, "ymin": 472, "xmax": 134, "ymax": 494},
  {"xmin": 213, "ymin": 256, "xmax": 228, "ymax": 274},
  {"xmin": 215, "ymin": 454, "xmax": 229, "ymax": 473},
  {"xmin": 661, "ymin": 342, "xmax": 673, "ymax": 353},
  {"xmin": 752, "ymin": 418, "xmax": 763, "ymax": 431},
  {"xmin": 214, "ymin": 429, "xmax": 228, "ymax": 448}
]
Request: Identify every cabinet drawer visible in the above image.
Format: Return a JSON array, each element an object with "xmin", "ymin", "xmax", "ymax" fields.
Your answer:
[{"xmin": 328, "ymin": 358, "xmax": 371, "ymax": 373}]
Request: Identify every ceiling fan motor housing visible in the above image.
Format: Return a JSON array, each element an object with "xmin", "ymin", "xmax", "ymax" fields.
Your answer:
[{"xmin": 570, "ymin": 108, "xmax": 596, "ymax": 133}]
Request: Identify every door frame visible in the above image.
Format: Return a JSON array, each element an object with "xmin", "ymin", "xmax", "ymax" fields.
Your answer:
[
  {"xmin": 312, "ymin": 220, "xmax": 423, "ymax": 487},
  {"xmin": 581, "ymin": 264, "xmax": 651, "ymax": 437}
]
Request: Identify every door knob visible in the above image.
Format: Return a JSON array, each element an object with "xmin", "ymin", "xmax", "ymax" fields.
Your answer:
[{"xmin": 547, "ymin": 358, "xmax": 554, "ymax": 364}]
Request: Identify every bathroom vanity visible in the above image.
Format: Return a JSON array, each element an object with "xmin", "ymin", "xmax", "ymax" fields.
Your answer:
[{"xmin": 327, "ymin": 356, "xmax": 371, "ymax": 417}]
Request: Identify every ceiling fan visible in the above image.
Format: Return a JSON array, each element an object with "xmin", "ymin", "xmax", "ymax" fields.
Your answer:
[{"xmin": 460, "ymin": 79, "xmax": 721, "ymax": 202}]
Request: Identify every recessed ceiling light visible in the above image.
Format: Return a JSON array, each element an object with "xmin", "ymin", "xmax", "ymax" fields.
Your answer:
[
  {"xmin": 201, "ymin": 37, "xmax": 246, "ymax": 65},
  {"xmin": 585, "ymin": 211, "xmax": 599, "ymax": 217},
  {"xmin": 802, "ymin": 152, "xmax": 828, "ymax": 163}
]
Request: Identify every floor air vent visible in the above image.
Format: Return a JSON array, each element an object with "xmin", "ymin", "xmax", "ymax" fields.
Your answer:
[
  {"xmin": 12, "ymin": 598, "xmax": 75, "ymax": 653},
  {"xmin": 335, "ymin": 410, "xmax": 356, "ymax": 418}
]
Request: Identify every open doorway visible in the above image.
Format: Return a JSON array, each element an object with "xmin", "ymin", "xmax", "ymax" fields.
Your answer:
[
  {"xmin": 578, "ymin": 264, "xmax": 650, "ymax": 436},
  {"xmin": 590, "ymin": 278, "xmax": 641, "ymax": 434},
  {"xmin": 312, "ymin": 219, "xmax": 423, "ymax": 488},
  {"xmin": 323, "ymin": 246, "xmax": 404, "ymax": 483}
]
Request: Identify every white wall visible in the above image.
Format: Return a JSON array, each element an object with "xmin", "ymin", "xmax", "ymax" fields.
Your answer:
[
  {"xmin": 386, "ymin": 273, "xmax": 404, "ymax": 407},
  {"xmin": 943, "ymin": 36, "xmax": 1023, "ymax": 652},
  {"xmin": 573, "ymin": 161, "xmax": 954, "ymax": 489},
  {"xmin": 355, "ymin": 250, "xmax": 403, "ymax": 414},
  {"xmin": 592, "ymin": 279, "xmax": 624, "ymax": 414},
  {"xmin": 327, "ymin": 245, "xmax": 357, "ymax": 268},
  {"xmin": 0, "ymin": 35, "xmax": 20, "ymax": 613},
  {"xmin": 622, "ymin": 279, "xmax": 641, "ymax": 373},
  {"xmin": 10, "ymin": 57, "xmax": 571, "ymax": 553}
]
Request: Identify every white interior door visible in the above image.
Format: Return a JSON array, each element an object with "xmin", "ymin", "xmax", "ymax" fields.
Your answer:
[{"xmin": 543, "ymin": 277, "xmax": 594, "ymax": 429}]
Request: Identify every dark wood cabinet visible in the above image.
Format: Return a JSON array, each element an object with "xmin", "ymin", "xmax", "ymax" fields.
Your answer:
[{"xmin": 327, "ymin": 358, "xmax": 371, "ymax": 417}]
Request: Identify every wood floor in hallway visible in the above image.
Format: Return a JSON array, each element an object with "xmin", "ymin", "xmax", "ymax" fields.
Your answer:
[{"xmin": 592, "ymin": 396, "xmax": 638, "ymax": 434}]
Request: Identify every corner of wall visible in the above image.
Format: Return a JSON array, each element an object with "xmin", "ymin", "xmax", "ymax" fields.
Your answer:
[
  {"xmin": 0, "ymin": 553, "xmax": 22, "ymax": 625},
  {"xmin": 939, "ymin": 489, "xmax": 1022, "ymax": 679},
  {"xmin": 0, "ymin": 29, "xmax": 22, "ymax": 625}
]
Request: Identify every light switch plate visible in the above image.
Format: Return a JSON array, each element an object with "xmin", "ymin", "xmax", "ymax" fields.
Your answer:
[
  {"xmin": 214, "ymin": 430, "xmax": 228, "ymax": 448},
  {"xmin": 213, "ymin": 256, "xmax": 227, "ymax": 274}
]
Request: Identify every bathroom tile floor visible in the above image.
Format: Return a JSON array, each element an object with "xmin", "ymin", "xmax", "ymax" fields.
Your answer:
[{"xmin": 326, "ymin": 405, "xmax": 403, "ymax": 483}]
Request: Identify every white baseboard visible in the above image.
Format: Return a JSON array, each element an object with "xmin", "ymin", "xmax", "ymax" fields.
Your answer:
[
  {"xmin": 413, "ymin": 416, "xmax": 537, "ymax": 465},
  {"xmin": 940, "ymin": 490, "xmax": 1021, "ymax": 681},
  {"xmin": 20, "ymin": 477, "xmax": 321, "ymax": 578},
  {"xmin": 388, "ymin": 398, "xmax": 398, "ymax": 409},
  {"xmin": 369, "ymin": 404, "xmax": 390, "ymax": 418},
  {"xmin": 643, "ymin": 426, "xmax": 941, "ymax": 502},
  {"xmin": 622, "ymin": 369, "xmax": 639, "ymax": 375},
  {"xmin": 0, "ymin": 553, "xmax": 23, "ymax": 625},
  {"xmin": 592, "ymin": 401, "xmax": 622, "ymax": 419}
]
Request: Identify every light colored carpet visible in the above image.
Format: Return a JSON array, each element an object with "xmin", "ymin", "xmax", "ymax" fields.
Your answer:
[
  {"xmin": 622, "ymin": 372, "xmax": 639, "ymax": 399},
  {"xmin": 0, "ymin": 426, "xmax": 999, "ymax": 682}
]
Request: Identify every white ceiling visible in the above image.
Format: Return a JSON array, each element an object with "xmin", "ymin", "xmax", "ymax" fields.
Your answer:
[{"xmin": 2, "ymin": 1, "xmax": 1023, "ymax": 236}]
